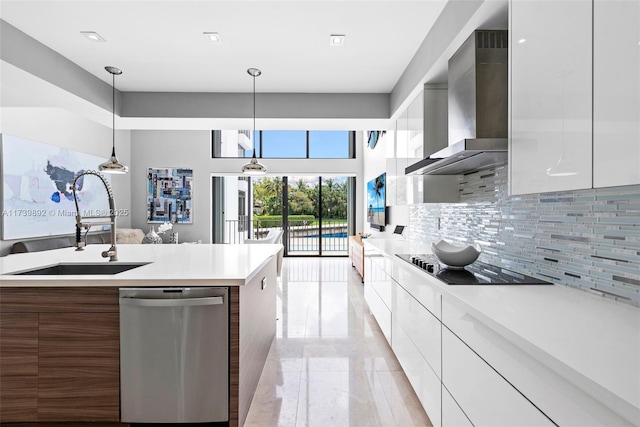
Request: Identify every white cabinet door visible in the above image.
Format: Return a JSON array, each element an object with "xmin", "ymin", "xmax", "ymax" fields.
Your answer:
[
  {"xmin": 442, "ymin": 388, "xmax": 473, "ymax": 427},
  {"xmin": 364, "ymin": 281, "xmax": 391, "ymax": 343},
  {"xmin": 392, "ymin": 107, "xmax": 409, "ymax": 206},
  {"xmin": 394, "ymin": 283, "xmax": 441, "ymax": 378},
  {"xmin": 364, "ymin": 253, "xmax": 393, "ymax": 343},
  {"xmin": 370, "ymin": 255, "xmax": 393, "ymax": 309},
  {"xmin": 510, "ymin": 0, "xmax": 593, "ymax": 194},
  {"xmin": 391, "ymin": 261, "xmax": 441, "ymax": 319},
  {"xmin": 392, "ymin": 315, "xmax": 442, "ymax": 427},
  {"xmin": 442, "ymin": 327, "xmax": 554, "ymax": 426},
  {"xmin": 593, "ymin": 0, "xmax": 640, "ymax": 187}
]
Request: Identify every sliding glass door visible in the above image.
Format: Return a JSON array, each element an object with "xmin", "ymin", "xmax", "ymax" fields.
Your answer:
[{"xmin": 215, "ymin": 175, "xmax": 353, "ymax": 256}]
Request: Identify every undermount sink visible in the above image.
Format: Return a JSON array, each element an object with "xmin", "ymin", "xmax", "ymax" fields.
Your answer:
[{"xmin": 11, "ymin": 262, "xmax": 150, "ymax": 276}]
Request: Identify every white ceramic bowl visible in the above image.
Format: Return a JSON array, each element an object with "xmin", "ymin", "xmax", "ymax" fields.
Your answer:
[{"xmin": 431, "ymin": 240, "xmax": 481, "ymax": 269}]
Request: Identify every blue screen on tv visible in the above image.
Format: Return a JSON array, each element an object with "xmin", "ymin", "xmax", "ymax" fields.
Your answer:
[{"xmin": 366, "ymin": 172, "xmax": 386, "ymax": 228}]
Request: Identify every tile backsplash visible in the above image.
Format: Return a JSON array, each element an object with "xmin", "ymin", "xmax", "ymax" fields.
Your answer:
[{"xmin": 409, "ymin": 167, "xmax": 640, "ymax": 306}]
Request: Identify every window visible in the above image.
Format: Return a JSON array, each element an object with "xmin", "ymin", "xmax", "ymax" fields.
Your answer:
[
  {"xmin": 262, "ymin": 130, "xmax": 306, "ymax": 158},
  {"xmin": 309, "ymin": 131, "xmax": 350, "ymax": 158},
  {"xmin": 212, "ymin": 130, "xmax": 355, "ymax": 159}
]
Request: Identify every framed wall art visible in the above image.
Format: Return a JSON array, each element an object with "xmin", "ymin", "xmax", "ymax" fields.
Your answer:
[
  {"xmin": 1, "ymin": 133, "xmax": 111, "ymax": 240},
  {"xmin": 147, "ymin": 168, "xmax": 193, "ymax": 224}
]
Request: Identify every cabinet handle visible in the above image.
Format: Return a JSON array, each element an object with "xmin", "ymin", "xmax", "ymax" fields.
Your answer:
[
  {"xmin": 120, "ymin": 296, "xmax": 224, "ymax": 307},
  {"xmin": 261, "ymin": 277, "xmax": 267, "ymax": 290}
]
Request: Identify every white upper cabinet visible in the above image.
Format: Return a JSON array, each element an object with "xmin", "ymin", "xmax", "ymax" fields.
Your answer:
[
  {"xmin": 510, "ymin": 0, "xmax": 593, "ymax": 194},
  {"xmin": 393, "ymin": 89, "xmax": 459, "ymax": 204},
  {"xmin": 593, "ymin": 0, "xmax": 640, "ymax": 188},
  {"xmin": 407, "ymin": 90, "xmax": 425, "ymax": 160},
  {"xmin": 389, "ymin": 107, "xmax": 408, "ymax": 206}
]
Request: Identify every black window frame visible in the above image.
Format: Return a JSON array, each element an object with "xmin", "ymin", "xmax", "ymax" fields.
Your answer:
[{"xmin": 211, "ymin": 130, "xmax": 356, "ymax": 159}]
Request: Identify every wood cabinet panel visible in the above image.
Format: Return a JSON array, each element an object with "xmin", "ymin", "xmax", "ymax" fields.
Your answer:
[
  {"xmin": 0, "ymin": 423, "xmax": 128, "ymax": 427},
  {"xmin": 0, "ymin": 287, "xmax": 119, "ymax": 313},
  {"xmin": 0, "ymin": 313, "xmax": 39, "ymax": 375},
  {"xmin": 37, "ymin": 312, "xmax": 120, "ymax": 422},
  {"xmin": 229, "ymin": 286, "xmax": 240, "ymax": 427},
  {"xmin": 0, "ymin": 287, "xmax": 121, "ymax": 423},
  {"xmin": 0, "ymin": 313, "xmax": 39, "ymax": 422}
]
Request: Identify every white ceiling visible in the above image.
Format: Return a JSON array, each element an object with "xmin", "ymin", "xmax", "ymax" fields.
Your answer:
[{"xmin": 0, "ymin": 0, "xmax": 448, "ymax": 94}]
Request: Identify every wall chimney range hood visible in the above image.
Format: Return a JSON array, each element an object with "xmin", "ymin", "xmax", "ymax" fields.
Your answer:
[{"xmin": 406, "ymin": 30, "xmax": 508, "ymax": 176}]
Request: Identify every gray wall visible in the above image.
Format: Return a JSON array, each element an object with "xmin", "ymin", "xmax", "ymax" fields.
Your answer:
[
  {"xmin": 130, "ymin": 130, "xmax": 211, "ymax": 243},
  {"xmin": 0, "ymin": 108, "xmax": 132, "ymax": 256},
  {"xmin": 409, "ymin": 167, "xmax": 640, "ymax": 306},
  {"xmin": 130, "ymin": 130, "xmax": 364, "ymax": 244}
]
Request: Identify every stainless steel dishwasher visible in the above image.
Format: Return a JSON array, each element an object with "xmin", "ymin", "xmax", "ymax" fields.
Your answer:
[{"xmin": 119, "ymin": 287, "xmax": 229, "ymax": 424}]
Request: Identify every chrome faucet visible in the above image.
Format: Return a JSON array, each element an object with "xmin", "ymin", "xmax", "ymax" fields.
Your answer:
[{"xmin": 72, "ymin": 170, "xmax": 118, "ymax": 262}]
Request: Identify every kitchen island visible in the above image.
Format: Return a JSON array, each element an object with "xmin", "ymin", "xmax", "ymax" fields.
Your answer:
[{"xmin": 0, "ymin": 243, "xmax": 282, "ymax": 427}]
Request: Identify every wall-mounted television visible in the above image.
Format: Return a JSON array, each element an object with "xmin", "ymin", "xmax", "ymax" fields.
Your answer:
[{"xmin": 366, "ymin": 172, "xmax": 386, "ymax": 231}]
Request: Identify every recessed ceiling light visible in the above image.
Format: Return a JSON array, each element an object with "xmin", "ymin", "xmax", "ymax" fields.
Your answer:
[
  {"xmin": 330, "ymin": 34, "xmax": 346, "ymax": 46},
  {"xmin": 80, "ymin": 31, "xmax": 106, "ymax": 42},
  {"xmin": 518, "ymin": 38, "xmax": 527, "ymax": 44},
  {"xmin": 203, "ymin": 32, "xmax": 223, "ymax": 43}
]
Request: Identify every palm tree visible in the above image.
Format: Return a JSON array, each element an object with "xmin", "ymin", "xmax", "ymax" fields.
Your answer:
[
  {"xmin": 373, "ymin": 175, "xmax": 385, "ymax": 222},
  {"xmin": 296, "ymin": 178, "xmax": 308, "ymax": 193}
]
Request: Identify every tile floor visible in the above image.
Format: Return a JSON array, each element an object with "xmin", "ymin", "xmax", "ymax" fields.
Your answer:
[{"xmin": 244, "ymin": 257, "xmax": 433, "ymax": 427}]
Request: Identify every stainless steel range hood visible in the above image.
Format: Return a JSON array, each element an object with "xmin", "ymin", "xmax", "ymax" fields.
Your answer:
[
  {"xmin": 405, "ymin": 138, "xmax": 508, "ymax": 175},
  {"xmin": 407, "ymin": 30, "xmax": 508, "ymax": 176}
]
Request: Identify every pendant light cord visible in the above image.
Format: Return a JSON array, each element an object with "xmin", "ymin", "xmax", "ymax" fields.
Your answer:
[
  {"xmin": 112, "ymin": 72, "xmax": 116, "ymax": 154},
  {"xmin": 252, "ymin": 74, "xmax": 257, "ymax": 160}
]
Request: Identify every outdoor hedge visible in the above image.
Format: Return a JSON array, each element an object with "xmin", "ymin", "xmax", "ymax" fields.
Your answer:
[{"xmin": 254, "ymin": 215, "xmax": 315, "ymax": 228}]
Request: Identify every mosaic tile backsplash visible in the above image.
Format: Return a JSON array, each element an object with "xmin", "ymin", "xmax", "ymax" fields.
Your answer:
[{"xmin": 409, "ymin": 167, "xmax": 640, "ymax": 306}]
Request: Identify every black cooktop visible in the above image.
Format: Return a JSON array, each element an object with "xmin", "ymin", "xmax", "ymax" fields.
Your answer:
[{"xmin": 395, "ymin": 254, "xmax": 551, "ymax": 286}]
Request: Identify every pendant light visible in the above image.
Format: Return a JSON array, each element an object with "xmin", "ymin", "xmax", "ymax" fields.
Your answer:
[
  {"xmin": 99, "ymin": 66, "xmax": 129, "ymax": 174},
  {"xmin": 242, "ymin": 67, "xmax": 267, "ymax": 175}
]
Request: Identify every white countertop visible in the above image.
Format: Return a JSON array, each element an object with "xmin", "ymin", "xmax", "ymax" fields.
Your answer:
[
  {"xmin": 0, "ymin": 244, "xmax": 282, "ymax": 287},
  {"xmin": 364, "ymin": 238, "xmax": 640, "ymax": 423}
]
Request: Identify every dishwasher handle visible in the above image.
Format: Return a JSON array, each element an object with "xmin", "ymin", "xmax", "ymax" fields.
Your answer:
[{"xmin": 120, "ymin": 296, "xmax": 224, "ymax": 308}]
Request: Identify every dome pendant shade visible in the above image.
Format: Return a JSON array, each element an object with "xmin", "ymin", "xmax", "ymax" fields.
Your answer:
[
  {"xmin": 242, "ymin": 154, "xmax": 267, "ymax": 175},
  {"xmin": 242, "ymin": 67, "xmax": 266, "ymax": 175},
  {"xmin": 99, "ymin": 66, "xmax": 129, "ymax": 174},
  {"xmin": 99, "ymin": 147, "xmax": 129, "ymax": 174}
]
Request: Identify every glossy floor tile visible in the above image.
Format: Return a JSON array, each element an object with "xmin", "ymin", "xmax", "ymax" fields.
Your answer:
[{"xmin": 245, "ymin": 257, "xmax": 433, "ymax": 427}]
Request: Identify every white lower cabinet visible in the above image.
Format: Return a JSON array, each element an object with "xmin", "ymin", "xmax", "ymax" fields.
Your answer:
[
  {"xmin": 364, "ymin": 252, "xmax": 393, "ymax": 343},
  {"xmin": 392, "ymin": 316, "xmax": 442, "ymax": 427},
  {"xmin": 442, "ymin": 387, "xmax": 473, "ymax": 427},
  {"xmin": 442, "ymin": 295, "xmax": 633, "ymax": 426},
  {"xmin": 394, "ymin": 283, "xmax": 441, "ymax": 377},
  {"xmin": 392, "ymin": 283, "xmax": 442, "ymax": 426},
  {"xmin": 392, "ymin": 261, "xmax": 441, "ymax": 318},
  {"xmin": 442, "ymin": 326, "xmax": 554, "ymax": 426},
  {"xmin": 364, "ymin": 282, "xmax": 391, "ymax": 343},
  {"xmin": 363, "ymin": 248, "xmax": 637, "ymax": 426}
]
